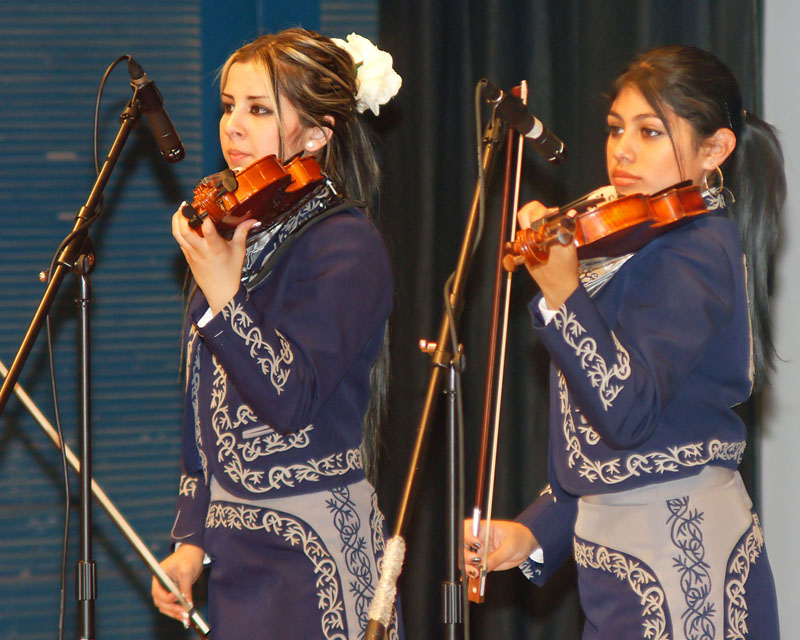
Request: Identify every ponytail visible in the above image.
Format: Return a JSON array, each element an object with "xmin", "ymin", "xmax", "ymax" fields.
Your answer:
[
  {"xmin": 612, "ymin": 44, "xmax": 787, "ymax": 388},
  {"xmin": 723, "ymin": 112, "xmax": 786, "ymax": 387}
]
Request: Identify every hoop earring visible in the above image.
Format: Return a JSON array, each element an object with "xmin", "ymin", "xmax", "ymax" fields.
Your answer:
[
  {"xmin": 702, "ymin": 166, "xmax": 735, "ymax": 206},
  {"xmin": 702, "ymin": 166, "xmax": 724, "ymax": 195}
]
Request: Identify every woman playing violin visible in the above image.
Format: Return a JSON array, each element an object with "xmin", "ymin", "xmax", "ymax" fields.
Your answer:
[
  {"xmin": 466, "ymin": 45, "xmax": 784, "ymax": 638},
  {"xmin": 150, "ymin": 28, "xmax": 404, "ymax": 639}
]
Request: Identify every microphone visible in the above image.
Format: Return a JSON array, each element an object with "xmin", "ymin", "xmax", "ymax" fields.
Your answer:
[
  {"xmin": 128, "ymin": 58, "xmax": 185, "ymax": 163},
  {"xmin": 480, "ymin": 79, "xmax": 568, "ymax": 164}
]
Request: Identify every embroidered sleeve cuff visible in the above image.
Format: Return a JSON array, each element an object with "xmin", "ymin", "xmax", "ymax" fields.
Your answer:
[
  {"xmin": 518, "ymin": 545, "xmax": 545, "ymax": 581},
  {"xmin": 519, "ymin": 556, "xmax": 545, "ymax": 582},
  {"xmin": 529, "ymin": 293, "xmax": 560, "ymax": 327},
  {"xmin": 515, "ymin": 490, "xmax": 577, "ymax": 585},
  {"xmin": 171, "ymin": 477, "xmax": 210, "ymax": 549},
  {"xmin": 191, "ymin": 285, "xmax": 249, "ymax": 337},
  {"xmin": 173, "ymin": 542, "xmax": 213, "ymax": 565}
]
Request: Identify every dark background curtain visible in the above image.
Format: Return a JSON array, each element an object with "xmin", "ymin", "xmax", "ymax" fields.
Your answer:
[{"xmin": 373, "ymin": 1, "xmax": 762, "ymax": 638}]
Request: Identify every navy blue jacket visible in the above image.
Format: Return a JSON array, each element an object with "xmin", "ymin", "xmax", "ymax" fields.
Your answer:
[
  {"xmin": 516, "ymin": 209, "xmax": 752, "ymax": 583},
  {"xmin": 171, "ymin": 208, "xmax": 392, "ymax": 548}
]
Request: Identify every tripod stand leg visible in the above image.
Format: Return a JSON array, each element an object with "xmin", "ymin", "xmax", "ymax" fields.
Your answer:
[{"xmin": 0, "ymin": 359, "xmax": 211, "ymax": 637}]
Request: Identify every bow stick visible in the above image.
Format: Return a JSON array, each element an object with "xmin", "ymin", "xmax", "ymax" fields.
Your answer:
[{"xmin": 468, "ymin": 81, "xmax": 528, "ymax": 603}]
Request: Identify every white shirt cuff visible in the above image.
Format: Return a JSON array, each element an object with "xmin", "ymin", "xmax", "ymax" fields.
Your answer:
[
  {"xmin": 174, "ymin": 541, "xmax": 212, "ymax": 565},
  {"xmin": 197, "ymin": 307, "xmax": 214, "ymax": 328},
  {"xmin": 537, "ymin": 297, "xmax": 558, "ymax": 326}
]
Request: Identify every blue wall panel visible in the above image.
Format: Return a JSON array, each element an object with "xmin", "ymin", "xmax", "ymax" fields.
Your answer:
[{"xmin": 0, "ymin": 2, "xmax": 204, "ymax": 638}]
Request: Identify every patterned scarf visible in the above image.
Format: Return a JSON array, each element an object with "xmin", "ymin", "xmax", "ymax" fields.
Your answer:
[{"xmin": 240, "ymin": 181, "xmax": 343, "ymax": 290}]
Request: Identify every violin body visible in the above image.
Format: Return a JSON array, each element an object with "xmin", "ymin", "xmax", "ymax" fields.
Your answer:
[
  {"xmin": 183, "ymin": 154, "xmax": 326, "ymax": 237},
  {"xmin": 503, "ymin": 181, "xmax": 709, "ymax": 270}
]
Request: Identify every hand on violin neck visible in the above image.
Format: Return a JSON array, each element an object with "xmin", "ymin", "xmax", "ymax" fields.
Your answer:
[
  {"xmin": 172, "ymin": 208, "xmax": 258, "ymax": 315},
  {"xmin": 516, "ymin": 200, "xmax": 579, "ymax": 308},
  {"xmin": 517, "ymin": 200, "xmax": 556, "ymax": 230}
]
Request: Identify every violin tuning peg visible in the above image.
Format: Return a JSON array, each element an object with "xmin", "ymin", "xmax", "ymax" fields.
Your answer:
[
  {"xmin": 556, "ymin": 227, "xmax": 574, "ymax": 246},
  {"xmin": 502, "ymin": 253, "xmax": 521, "ymax": 273},
  {"xmin": 220, "ymin": 171, "xmax": 238, "ymax": 194},
  {"xmin": 181, "ymin": 202, "xmax": 206, "ymax": 229},
  {"xmin": 560, "ymin": 216, "xmax": 577, "ymax": 231}
]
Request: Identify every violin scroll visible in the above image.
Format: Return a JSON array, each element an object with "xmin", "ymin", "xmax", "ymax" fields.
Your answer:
[
  {"xmin": 502, "ymin": 213, "xmax": 576, "ymax": 272},
  {"xmin": 181, "ymin": 169, "xmax": 242, "ymax": 230}
]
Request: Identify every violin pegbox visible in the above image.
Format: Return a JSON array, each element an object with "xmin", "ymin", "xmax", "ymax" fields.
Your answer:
[{"xmin": 185, "ymin": 155, "xmax": 326, "ymax": 238}]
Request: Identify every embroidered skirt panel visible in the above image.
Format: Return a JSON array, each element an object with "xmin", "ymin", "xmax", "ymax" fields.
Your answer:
[
  {"xmin": 204, "ymin": 477, "xmax": 404, "ymax": 640},
  {"xmin": 573, "ymin": 468, "xmax": 779, "ymax": 639}
]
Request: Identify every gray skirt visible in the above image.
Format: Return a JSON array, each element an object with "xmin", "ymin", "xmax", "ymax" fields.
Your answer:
[
  {"xmin": 574, "ymin": 467, "xmax": 779, "ymax": 639},
  {"xmin": 204, "ymin": 476, "xmax": 404, "ymax": 640}
]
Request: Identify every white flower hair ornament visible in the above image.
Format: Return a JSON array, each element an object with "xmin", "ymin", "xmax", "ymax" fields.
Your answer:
[{"xmin": 332, "ymin": 33, "xmax": 402, "ymax": 116}]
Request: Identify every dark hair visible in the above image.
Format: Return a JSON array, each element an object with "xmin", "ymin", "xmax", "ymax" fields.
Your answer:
[
  {"xmin": 220, "ymin": 28, "xmax": 381, "ymax": 209},
  {"xmin": 611, "ymin": 44, "xmax": 785, "ymax": 388}
]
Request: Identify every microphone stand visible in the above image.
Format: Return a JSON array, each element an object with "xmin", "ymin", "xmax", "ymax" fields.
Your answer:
[
  {"xmin": 442, "ymin": 361, "xmax": 466, "ymax": 639},
  {"xmin": 76, "ymin": 249, "xmax": 96, "ymax": 639},
  {"xmin": 365, "ymin": 114, "xmax": 506, "ymax": 640},
  {"xmin": 0, "ymin": 93, "xmax": 163, "ymax": 639},
  {"xmin": 0, "ymin": 359, "xmax": 210, "ymax": 637}
]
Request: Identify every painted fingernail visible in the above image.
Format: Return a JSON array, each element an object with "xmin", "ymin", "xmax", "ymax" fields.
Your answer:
[
  {"xmin": 471, "ymin": 556, "xmax": 481, "ymax": 564},
  {"xmin": 182, "ymin": 613, "xmax": 189, "ymax": 629},
  {"xmin": 469, "ymin": 543, "xmax": 480, "ymax": 552}
]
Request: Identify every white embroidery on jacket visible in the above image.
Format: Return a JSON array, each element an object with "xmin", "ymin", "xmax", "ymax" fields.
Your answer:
[
  {"xmin": 188, "ymin": 328, "xmax": 208, "ymax": 482},
  {"xmin": 558, "ymin": 374, "xmax": 745, "ymax": 484},
  {"xmin": 223, "ymin": 300, "xmax": 293, "ymax": 395},
  {"xmin": 553, "ymin": 307, "xmax": 631, "ymax": 410},
  {"xmin": 221, "ymin": 448, "xmax": 363, "ymax": 494},
  {"xmin": 179, "ymin": 474, "xmax": 197, "ymax": 498},
  {"xmin": 203, "ymin": 352, "xmax": 357, "ymax": 493},
  {"xmin": 238, "ymin": 425, "xmax": 314, "ymax": 462}
]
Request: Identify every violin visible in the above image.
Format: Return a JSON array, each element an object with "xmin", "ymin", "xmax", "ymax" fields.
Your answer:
[
  {"xmin": 502, "ymin": 181, "xmax": 709, "ymax": 271},
  {"xmin": 181, "ymin": 154, "xmax": 325, "ymax": 237}
]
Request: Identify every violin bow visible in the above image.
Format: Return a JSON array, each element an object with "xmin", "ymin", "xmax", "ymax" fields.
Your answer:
[{"xmin": 468, "ymin": 81, "xmax": 528, "ymax": 603}]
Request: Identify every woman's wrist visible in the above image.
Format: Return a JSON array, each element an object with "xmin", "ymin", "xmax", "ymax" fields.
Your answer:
[{"xmin": 541, "ymin": 279, "xmax": 579, "ymax": 310}]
